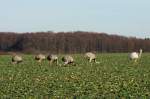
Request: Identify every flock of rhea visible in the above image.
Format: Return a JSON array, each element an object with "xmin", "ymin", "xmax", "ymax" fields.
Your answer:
[
  {"xmin": 11, "ymin": 49, "xmax": 143, "ymax": 65},
  {"xmin": 11, "ymin": 52, "xmax": 97, "ymax": 65}
]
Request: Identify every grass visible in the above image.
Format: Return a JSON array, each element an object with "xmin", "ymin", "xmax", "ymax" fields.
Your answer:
[{"xmin": 0, "ymin": 53, "xmax": 150, "ymax": 98}]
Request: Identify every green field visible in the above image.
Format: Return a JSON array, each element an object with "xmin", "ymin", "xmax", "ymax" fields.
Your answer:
[{"xmin": 0, "ymin": 53, "xmax": 150, "ymax": 98}]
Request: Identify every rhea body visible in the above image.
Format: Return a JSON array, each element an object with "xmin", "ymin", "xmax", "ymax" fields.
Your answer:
[
  {"xmin": 85, "ymin": 52, "xmax": 96, "ymax": 62},
  {"xmin": 47, "ymin": 54, "xmax": 58, "ymax": 65},
  {"xmin": 35, "ymin": 54, "xmax": 46, "ymax": 63},
  {"xmin": 12, "ymin": 55, "xmax": 23, "ymax": 64},
  {"xmin": 62, "ymin": 55, "xmax": 75, "ymax": 65},
  {"xmin": 129, "ymin": 49, "xmax": 143, "ymax": 62}
]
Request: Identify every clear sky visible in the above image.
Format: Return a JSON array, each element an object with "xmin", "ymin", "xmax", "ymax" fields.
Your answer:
[{"xmin": 0, "ymin": 0, "xmax": 149, "ymax": 38}]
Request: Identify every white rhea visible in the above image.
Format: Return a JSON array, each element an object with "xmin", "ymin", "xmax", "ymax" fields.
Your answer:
[{"xmin": 129, "ymin": 49, "xmax": 143, "ymax": 62}]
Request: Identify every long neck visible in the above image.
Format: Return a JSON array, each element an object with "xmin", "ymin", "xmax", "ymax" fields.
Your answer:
[{"xmin": 139, "ymin": 50, "xmax": 142, "ymax": 58}]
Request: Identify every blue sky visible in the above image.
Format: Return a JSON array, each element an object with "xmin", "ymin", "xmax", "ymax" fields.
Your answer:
[{"xmin": 0, "ymin": 0, "xmax": 149, "ymax": 38}]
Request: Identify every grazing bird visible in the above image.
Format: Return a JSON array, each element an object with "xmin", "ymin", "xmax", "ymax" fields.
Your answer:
[
  {"xmin": 35, "ymin": 54, "xmax": 46, "ymax": 63},
  {"xmin": 47, "ymin": 54, "xmax": 58, "ymax": 65},
  {"xmin": 129, "ymin": 49, "xmax": 143, "ymax": 62},
  {"xmin": 85, "ymin": 52, "xmax": 97, "ymax": 63},
  {"xmin": 62, "ymin": 55, "xmax": 75, "ymax": 65},
  {"xmin": 12, "ymin": 54, "xmax": 23, "ymax": 64}
]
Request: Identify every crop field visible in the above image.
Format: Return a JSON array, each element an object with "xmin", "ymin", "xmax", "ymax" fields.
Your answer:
[{"xmin": 0, "ymin": 53, "xmax": 150, "ymax": 98}]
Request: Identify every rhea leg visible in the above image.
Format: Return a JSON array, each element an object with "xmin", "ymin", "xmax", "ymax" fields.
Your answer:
[
  {"xmin": 89, "ymin": 58, "xmax": 92, "ymax": 62},
  {"xmin": 56, "ymin": 60, "xmax": 58, "ymax": 65},
  {"xmin": 49, "ymin": 60, "xmax": 53, "ymax": 66}
]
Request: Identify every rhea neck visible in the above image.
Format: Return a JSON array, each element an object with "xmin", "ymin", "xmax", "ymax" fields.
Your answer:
[{"xmin": 139, "ymin": 49, "xmax": 142, "ymax": 57}]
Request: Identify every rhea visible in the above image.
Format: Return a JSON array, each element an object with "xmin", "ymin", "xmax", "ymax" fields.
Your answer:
[
  {"xmin": 47, "ymin": 54, "xmax": 58, "ymax": 65},
  {"xmin": 34, "ymin": 54, "xmax": 46, "ymax": 63},
  {"xmin": 12, "ymin": 54, "xmax": 23, "ymax": 64},
  {"xmin": 129, "ymin": 49, "xmax": 143, "ymax": 62},
  {"xmin": 85, "ymin": 52, "xmax": 97, "ymax": 63},
  {"xmin": 62, "ymin": 55, "xmax": 75, "ymax": 66}
]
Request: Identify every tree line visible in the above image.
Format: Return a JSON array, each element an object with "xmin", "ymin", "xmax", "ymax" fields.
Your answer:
[{"xmin": 0, "ymin": 31, "xmax": 150, "ymax": 54}]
